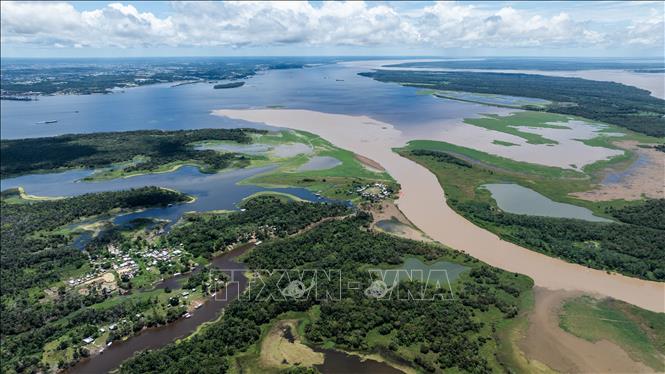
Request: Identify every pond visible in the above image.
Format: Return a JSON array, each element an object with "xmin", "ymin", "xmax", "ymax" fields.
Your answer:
[
  {"xmin": 375, "ymin": 219, "xmax": 410, "ymax": 234},
  {"xmin": 374, "ymin": 257, "xmax": 469, "ymax": 289},
  {"xmin": 271, "ymin": 142, "xmax": 313, "ymax": 157},
  {"xmin": 194, "ymin": 142, "xmax": 271, "ymax": 154},
  {"xmin": 314, "ymin": 349, "xmax": 403, "ymax": 374},
  {"xmin": 297, "ymin": 156, "xmax": 342, "ymax": 171},
  {"xmin": 481, "ymin": 183, "xmax": 612, "ymax": 222}
]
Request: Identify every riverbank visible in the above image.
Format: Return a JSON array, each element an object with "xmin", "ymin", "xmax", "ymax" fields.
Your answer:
[
  {"xmin": 572, "ymin": 140, "xmax": 665, "ymax": 201},
  {"xmin": 213, "ymin": 108, "xmax": 664, "ymax": 312},
  {"xmin": 69, "ymin": 244, "xmax": 252, "ymax": 373}
]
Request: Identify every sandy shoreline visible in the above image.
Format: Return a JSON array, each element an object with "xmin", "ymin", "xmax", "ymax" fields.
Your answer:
[
  {"xmin": 572, "ymin": 140, "xmax": 665, "ymax": 201},
  {"xmin": 213, "ymin": 108, "xmax": 665, "ymax": 312}
]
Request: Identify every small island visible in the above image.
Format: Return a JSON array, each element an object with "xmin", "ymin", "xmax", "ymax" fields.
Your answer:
[{"xmin": 213, "ymin": 81, "xmax": 245, "ymax": 89}]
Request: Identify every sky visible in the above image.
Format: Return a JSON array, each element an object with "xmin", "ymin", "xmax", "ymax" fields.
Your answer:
[{"xmin": 1, "ymin": 1, "xmax": 663, "ymax": 58}]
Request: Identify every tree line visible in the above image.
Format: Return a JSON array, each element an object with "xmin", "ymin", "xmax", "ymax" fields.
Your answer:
[
  {"xmin": 361, "ymin": 70, "xmax": 665, "ymax": 137},
  {"xmin": 0, "ymin": 128, "xmax": 266, "ymax": 178}
]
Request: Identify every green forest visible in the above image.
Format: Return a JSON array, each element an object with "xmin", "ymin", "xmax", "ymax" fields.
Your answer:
[
  {"xmin": 401, "ymin": 148, "xmax": 665, "ymax": 281},
  {"xmin": 1, "ymin": 187, "xmax": 186, "ymax": 371},
  {"xmin": 168, "ymin": 197, "xmax": 350, "ymax": 258},
  {"xmin": 385, "ymin": 59, "xmax": 665, "ymax": 72},
  {"xmin": 0, "ymin": 128, "xmax": 266, "ymax": 177},
  {"xmin": 360, "ymin": 70, "xmax": 665, "ymax": 137},
  {"xmin": 0, "ymin": 194, "xmax": 351, "ymax": 372},
  {"xmin": 0, "ymin": 187, "xmax": 187, "ymax": 297},
  {"xmin": 120, "ymin": 210, "xmax": 532, "ymax": 373}
]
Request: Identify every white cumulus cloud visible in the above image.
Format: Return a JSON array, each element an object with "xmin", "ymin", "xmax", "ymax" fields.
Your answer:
[{"xmin": 0, "ymin": 1, "xmax": 661, "ymax": 51}]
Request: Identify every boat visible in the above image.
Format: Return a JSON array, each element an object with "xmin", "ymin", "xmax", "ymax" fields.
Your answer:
[
  {"xmin": 184, "ymin": 312, "xmax": 192, "ymax": 319},
  {"xmin": 35, "ymin": 120, "xmax": 58, "ymax": 125}
]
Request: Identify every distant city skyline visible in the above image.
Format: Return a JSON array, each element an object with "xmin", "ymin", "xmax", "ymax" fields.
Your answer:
[{"xmin": 1, "ymin": 1, "xmax": 663, "ymax": 58}]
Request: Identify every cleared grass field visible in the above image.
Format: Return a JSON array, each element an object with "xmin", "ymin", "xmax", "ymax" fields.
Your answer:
[{"xmin": 259, "ymin": 320, "xmax": 323, "ymax": 369}]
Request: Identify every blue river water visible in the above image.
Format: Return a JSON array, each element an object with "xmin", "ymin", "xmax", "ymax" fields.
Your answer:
[
  {"xmin": 1, "ymin": 62, "xmax": 507, "ymax": 140},
  {"xmin": 0, "ymin": 165, "xmax": 339, "ymax": 224},
  {"xmin": 482, "ymin": 183, "xmax": 612, "ymax": 222},
  {"xmin": 0, "ymin": 61, "xmax": 509, "ymax": 224}
]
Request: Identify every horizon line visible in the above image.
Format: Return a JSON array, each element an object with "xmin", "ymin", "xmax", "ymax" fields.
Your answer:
[{"xmin": 1, "ymin": 55, "xmax": 662, "ymax": 60}]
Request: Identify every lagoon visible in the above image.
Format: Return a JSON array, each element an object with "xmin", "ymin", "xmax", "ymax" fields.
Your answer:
[
  {"xmin": 297, "ymin": 156, "xmax": 342, "ymax": 171},
  {"xmin": 0, "ymin": 165, "xmax": 339, "ymax": 224},
  {"xmin": 377, "ymin": 257, "xmax": 469, "ymax": 287},
  {"xmin": 482, "ymin": 183, "xmax": 612, "ymax": 222}
]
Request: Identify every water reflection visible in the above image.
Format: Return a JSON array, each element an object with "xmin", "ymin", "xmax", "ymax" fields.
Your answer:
[
  {"xmin": 297, "ymin": 156, "xmax": 342, "ymax": 171},
  {"xmin": 482, "ymin": 183, "xmax": 612, "ymax": 222},
  {"xmin": 314, "ymin": 349, "xmax": 402, "ymax": 374},
  {"xmin": 1, "ymin": 63, "xmax": 508, "ymax": 140},
  {"xmin": 1, "ymin": 165, "xmax": 340, "ymax": 225}
]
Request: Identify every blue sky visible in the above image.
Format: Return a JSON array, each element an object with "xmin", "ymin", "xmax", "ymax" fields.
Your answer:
[{"xmin": 1, "ymin": 1, "xmax": 663, "ymax": 58}]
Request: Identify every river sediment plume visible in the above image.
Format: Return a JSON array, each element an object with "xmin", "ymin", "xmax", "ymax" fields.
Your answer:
[{"xmin": 214, "ymin": 108, "xmax": 665, "ymax": 312}]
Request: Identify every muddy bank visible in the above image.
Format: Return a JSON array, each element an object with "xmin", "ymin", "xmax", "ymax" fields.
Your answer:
[
  {"xmin": 519, "ymin": 288, "xmax": 653, "ymax": 373},
  {"xmin": 572, "ymin": 141, "xmax": 664, "ymax": 201},
  {"xmin": 213, "ymin": 109, "xmax": 665, "ymax": 312},
  {"xmin": 355, "ymin": 153, "xmax": 386, "ymax": 172},
  {"xmin": 370, "ymin": 201, "xmax": 430, "ymax": 242}
]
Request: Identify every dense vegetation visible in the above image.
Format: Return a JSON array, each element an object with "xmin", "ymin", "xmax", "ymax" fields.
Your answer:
[
  {"xmin": 386, "ymin": 58, "xmax": 665, "ymax": 71},
  {"xmin": 0, "ymin": 187, "xmax": 187, "ymax": 297},
  {"xmin": 410, "ymin": 149, "xmax": 472, "ymax": 168},
  {"xmin": 0, "ymin": 128, "xmax": 266, "ymax": 177},
  {"xmin": 213, "ymin": 82, "xmax": 245, "ymax": 89},
  {"xmin": 456, "ymin": 200, "xmax": 665, "ymax": 280},
  {"xmin": 168, "ymin": 196, "xmax": 351, "ymax": 258},
  {"xmin": 0, "ymin": 194, "xmax": 349, "ymax": 373},
  {"xmin": 0, "ymin": 187, "xmax": 187, "ymax": 372},
  {"xmin": 121, "ymin": 210, "xmax": 532, "ymax": 373},
  {"xmin": 361, "ymin": 70, "xmax": 665, "ymax": 137},
  {"xmin": 403, "ymin": 149, "xmax": 665, "ymax": 281},
  {"xmin": 608, "ymin": 199, "xmax": 665, "ymax": 231}
]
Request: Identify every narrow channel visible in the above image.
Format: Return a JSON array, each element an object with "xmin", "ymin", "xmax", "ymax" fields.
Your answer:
[{"xmin": 69, "ymin": 244, "xmax": 252, "ymax": 373}]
